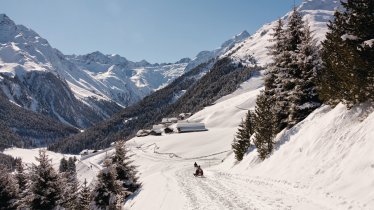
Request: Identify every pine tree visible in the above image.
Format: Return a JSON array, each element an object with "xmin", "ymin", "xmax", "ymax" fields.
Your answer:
[
  {"xmin": 266, "ymin": 18, "xmax": 285, "ymax": 94},
  {"xmin": 342, "ymin": 0, "xmax": 374, "ymax": 103},
  {"xmin": 91, "ymin": 159, "xmax": 124, "ymax": 210},
  {"xmin": 59, "ymin": 157, "xmax": 68, "ymax": 173},
  {"xmin": 59, "ymin": 156, "xmax": 79, "ymax": 209},
  {"xmin": 267, "ymin": 18, "xmax": 289, "ymax": 132},
  {"xmin": 26, "ymin": 149, "xmax": 63, "ymax": 210},
  {"xmin": 61, "ymin": 170, "xmax": 79, "ymax": 209},
  {"xmin": 253, "ymin": 92, "xmax": 275, "ymax": 160},
  {"xmin": 288, "ymin": 21, "xmax": 321, "ymax": 126},
  {"xmin": 0, "ymin": 165, "xmax": 18, "ymax": 210},
  {"xmin": 12, "ymin": 157, "xmax": 29, "ymax": 209},
  {"xmin": 78, "ymin": 179, "xmax": 91, "ymax": 210},
  {"xmin": 319, "ymin": 0, "xmax": 374, "ymax": 107},
  {"xmin": 111, "ymin": 140, "xmax": 140, "ymax": 196},
  {"xmin": 14, "ymin": 158, "xmax": 27, "ymax": 194},
  {"xmin": 232, "ymin": 111, "xmax": 255, "ymax": 161},
  {"xmin": 67, "ymin": 157, "xmax": 77, "ymax": 173},
  {"xmin": 280, "ymin": 7, "xmax": 305, "ymax": 128},
  {"xmin": 268, "ymin": 9, "xmax": 306, "ymax": 131}
]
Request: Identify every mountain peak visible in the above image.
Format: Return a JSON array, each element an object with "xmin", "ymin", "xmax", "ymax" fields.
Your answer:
[
  {"xmin": 0, "ymin": 14, "xmax": 18, "ymax": 43},
  {"xmin": 220, "ymin": 30, "xmax": 250, "ymax": 49},
  {"xmin": 176, "ymin": 57, "xmax": 191, "ymax": 64},
  {"xmin": 235, "ymin": 30, "xmax": 250, "ymax": 39},
  {"xmin": 0, "ymin": 14, "xmax": 12, "ymax": 23}
]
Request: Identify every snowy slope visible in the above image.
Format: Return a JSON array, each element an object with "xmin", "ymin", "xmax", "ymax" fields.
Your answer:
[
  {"xmin": 224, "ymin": 0, "xmax": 341, "ymax": 66},
  {"xmin": 216, "ymin": 103, "xmax": 374, "ymax": 209}
]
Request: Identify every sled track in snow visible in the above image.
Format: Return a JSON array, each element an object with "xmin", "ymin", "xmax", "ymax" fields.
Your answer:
[
  {"xmin": 174, "ymin": 168, "xmax": 363, "ymax": 210},
  {"xmin": 175, "ymin": 168, "xmax": 254, "ymax": 210}
]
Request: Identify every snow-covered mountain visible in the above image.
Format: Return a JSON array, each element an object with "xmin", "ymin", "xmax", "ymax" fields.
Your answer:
[
  {"xmin": 0, "ymin": 14, "xmax": 117, "ymax": 128},
  {"xmin": 0, "ymin": 14, "xmax": 191, "ymax": 127},
  {"xmin": 66, "ymin": 52, "xmax": 191, "ymax": 103},
  {"xmin": 224, "ymin": 0, "xmax": 341, "ymax": 66}
]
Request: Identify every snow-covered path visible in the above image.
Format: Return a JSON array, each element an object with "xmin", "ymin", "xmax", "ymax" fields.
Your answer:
[{"xmin": 124, "ymin": 143, "xmax": 357, "ymax": 210}]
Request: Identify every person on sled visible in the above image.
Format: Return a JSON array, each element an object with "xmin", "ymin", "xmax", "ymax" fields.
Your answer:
[
  {"xmin": 194, "ymin": 162, "xmax": 198, "ymax": 168},
  {"xmin": 194, "ymin": 165, "xmax": 204, "ymax": 177}
]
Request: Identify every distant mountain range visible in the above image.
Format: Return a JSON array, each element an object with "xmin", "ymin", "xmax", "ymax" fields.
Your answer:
[{"xmin": 0, "ymin": 13, "xmax": 250, "ymax": 129}]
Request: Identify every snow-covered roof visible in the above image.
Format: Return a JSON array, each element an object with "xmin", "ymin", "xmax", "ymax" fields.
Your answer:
[
  {"xmin": 161, "ymin": 118, "xmax": 178, "ymax": 123},
  {"xmin": 176, "ymin": 123, "xmax": 207, "ymax": 132},
  {"xmin": 152, "ymin": 124, "xmax": 165, "ymax": 130}
]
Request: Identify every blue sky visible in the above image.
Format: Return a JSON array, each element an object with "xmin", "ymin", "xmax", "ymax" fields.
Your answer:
[{"xmin": 1, "ymin": 0, "xmax": 302, "ymax": 63}]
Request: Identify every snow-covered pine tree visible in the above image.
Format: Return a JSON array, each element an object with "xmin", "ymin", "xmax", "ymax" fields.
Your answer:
[
  {"xmin": 67, "ymin": 157, "xmax": 77, "ymax": 173},
  {"xmin": 319, "ymin": 10, "xmax": 346, "ymax": 105},
  {"xmin": 266, "ymin": 18, "xmax": 285, "ymax": 96},
  {"xmin": 61, "ymin": 170, "xmax": 79, "ymax": 209},
  {"xmin": 14, "ymin": 158, "xmax": 27, "ymax": 194},
  {"xmin": 288, "ymin": 21, "xmax": 321, "ymax": 126},
  {"xmin": 59, "ymin": 157, "xmax": 68, "ymax": 173},
  {"xmin": 319, "ymin": 0, "xmax": 374, "ymax": 107},
  {"xmin": 0, "ymin": 165, "xmax": 18, "ymax": 210},
  {"xmin": 341, "ymin": 0, "xmax": 374, "ymax": 103},
  {"xmin": 269, "ymin": 12, "xmax": 304, "ymax": 132},
  {"xmin": 12, "ymin": 157, "xmax": 30, "ymax": 209},
  {"xmin": 279, "ymin": 7, "xmax": 305, "ymax": 128},
  {"xmin": 78, "ymin": 179, "xmax": 91, "ymax": 210},
  {"xmin": 26, "ymin": 149, "xmax": 63, "ymax": 210},
  {"xmin": 111, "ymin": 140, "xmax": 140, "ymax": 195},
  {"xmin": 59, "ymin": 156, "xmax": 79, "ymax": 209},
  {"xmin": 266, "ymin": 18, "xmax": 291, "ymax": 132},
  {"xmin": 91, "ymin": 159, "xmax": 124, "ymax": 210},
  {"xmin": 253, "ymin": 92, "xmax": 276, "ymax": 160},
  {"xmin": 232, "ymin": 111, "xmax": 255, "ymax": 161}
]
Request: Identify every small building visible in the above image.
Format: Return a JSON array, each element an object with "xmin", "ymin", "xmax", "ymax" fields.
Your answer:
[
  {"xmin": 161, "ymin": 118, "xmax": 178, "ymax": 124},
  {"xmin": 176, "ymin": 123, "xmax": 207, "ymax": 133},
  {"xmin": 79, "ymin": 149, "xmax": 95, "ymax": 156},
  {"xmin": 164, "ymin": 127, "xmax": 174, "ymax": 134},
  {"xmin": 153, "ymin": 124, "xmax": 165, "ymax": 130},
  {"xmin": 149, "ymin": 129, "xmax": 163, "ymax": 136},
  {"xmin": 178, "ymin": 113, "xmax": 192, "ymax": 120}
]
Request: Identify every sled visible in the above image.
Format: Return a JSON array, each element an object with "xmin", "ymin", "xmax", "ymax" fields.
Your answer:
[{"xmin": 193, "ymin": 174, "xmax": 206, "ymax": 178}]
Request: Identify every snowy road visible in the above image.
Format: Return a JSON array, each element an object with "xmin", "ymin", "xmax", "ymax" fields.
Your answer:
[{"xmin": 122, "ymin": 143, "xmax": 361, "ymax": 210}]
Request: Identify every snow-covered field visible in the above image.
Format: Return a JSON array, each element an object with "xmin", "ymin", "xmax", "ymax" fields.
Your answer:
[{"xmin": 4, "ymin": 71, "xmax": 374, "ymax": 209}]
